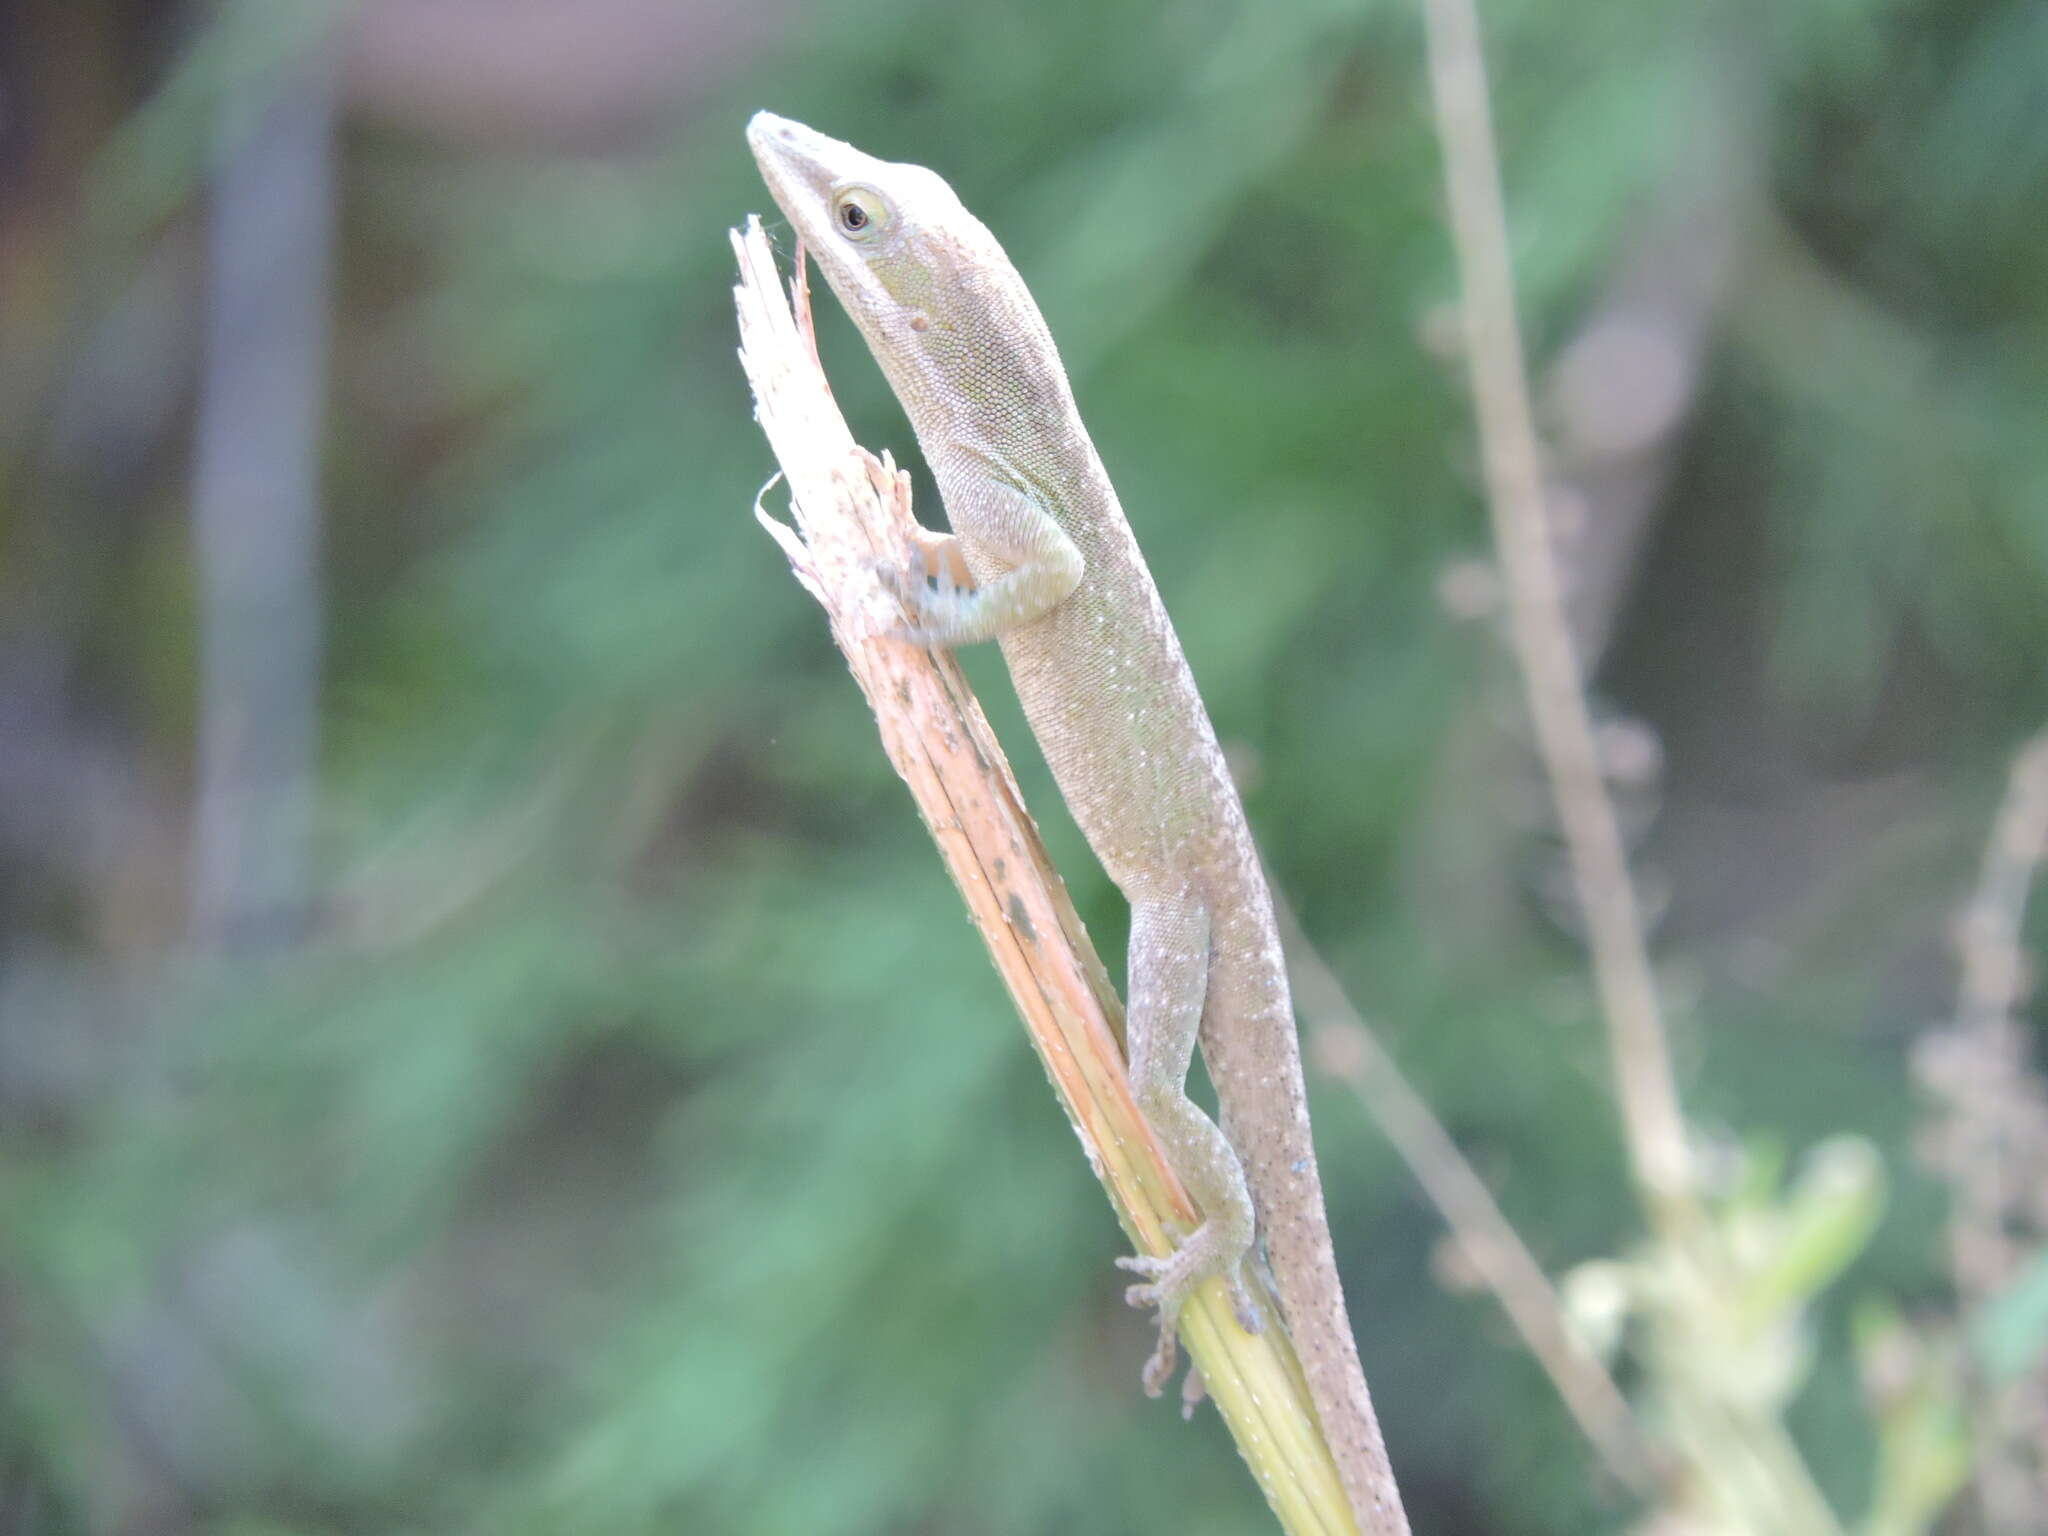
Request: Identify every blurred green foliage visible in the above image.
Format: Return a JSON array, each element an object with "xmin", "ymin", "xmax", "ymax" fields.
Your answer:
[{"xmin": 3, "ymin": 0, "xmax": 2047, "ymax": 1532}]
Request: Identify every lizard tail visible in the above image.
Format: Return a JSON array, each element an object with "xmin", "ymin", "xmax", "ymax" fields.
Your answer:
[
  {"xmin": 1207, "ymin": 913, "xmax": 1411, "ymax": 1535},
  {"xmin": 1262, "ymin": 1184, "xmax": 1409, "ymax": 1534}
]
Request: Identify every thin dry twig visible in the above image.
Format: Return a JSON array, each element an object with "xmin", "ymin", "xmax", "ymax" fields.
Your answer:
[
  {"xmin": 1919, "ymin": 728, "xmax": 2048, "ymax": 1529},
  {"xmin": 1275, "ymin": 895, "xmax": 1661, "ymax": 1498},
  {"xmin": 1419, "ymin": 0, "xmax": 1694, "ymax": 1230},
  {"xmin": 1419, "ymin": 9, "xmax": 1875, "ymax": 1532},
  {"xmin": 189, "ymin": 34, "xmax": 339, "ymax": 953},
  {"xmin": 731, "ymin": 216, "xmax": 1364, "ymax": 1536},
  {"xmin": 1954, "ymin": 733, "xmax": 2048, "ymax": 1043},
  {"xmin": 1417, "ymin": 7, "xmax": 2016, "ymax": 1529}
]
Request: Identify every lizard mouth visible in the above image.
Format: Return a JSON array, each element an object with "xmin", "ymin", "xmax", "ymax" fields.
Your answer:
[
  {"xmin": 745, "ymin": 111, "xmax": 906, "ymax": 330},
  {"xmin": 746, "ymin": 111, "xmax": 849, "ymax": 211}
]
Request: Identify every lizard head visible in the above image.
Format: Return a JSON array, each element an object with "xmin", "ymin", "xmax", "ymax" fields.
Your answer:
[{"xmin": 746, "ymin": 112, "xmax": 1038, "ymax": 408}]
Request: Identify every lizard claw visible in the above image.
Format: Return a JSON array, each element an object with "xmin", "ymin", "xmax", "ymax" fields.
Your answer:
[
  {"xmin": 1116, "ymin": 1251, "xmax": 1181, "ymax": 1398},
  {"xmin": 1229, "ymin": 1262, "xmax": 1265, "ymax": 1336},
  {"xmin": 1114, "ymin": 1250, "xmax": 1176, "ymax": 1304},
  {"xmin": 1116, "ymin": 1245, "xmax": 1263, "ymax": 1335},
  {"xmin": 1116, "ymin": 1235, "xmax": 1263, "ymax": 1400},
  {"xmin": 1139, "ymin": 1312, "xmax": 1178, "ymax": 1397},
  {"xmin": 1114, "ymin": 1251, "xmax": 1166, "ymax": 1279},
  {"xmin": 874, "ymin": 529, "xmax": 971, "ymax": 647}
]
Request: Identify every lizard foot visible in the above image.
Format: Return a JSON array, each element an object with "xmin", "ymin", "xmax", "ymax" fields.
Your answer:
[
  {"xmin": 1138, "ymin": 1309, "xmax": 1178, "ymax": 1397},
  {"xmin": 1119, "ymin": 1243, "xmax": 1264, "ymax": 1336},
  {"xmin": 875, "ymin": 529, "xmax": 973, "ymax": 645},
  {"xmin": 1116, "ymin": 1228, "xmax": 1264, "ymax": 1397}
]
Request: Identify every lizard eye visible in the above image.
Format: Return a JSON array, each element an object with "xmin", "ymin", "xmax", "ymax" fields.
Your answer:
[{"xmin": 832, "ymin": 185, "xmax": 890, "ymax": 240}]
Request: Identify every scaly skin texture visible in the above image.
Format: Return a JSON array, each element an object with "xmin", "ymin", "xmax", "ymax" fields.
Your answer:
[{"xmin": 749, "ymin": 112, "xmax": 1407, "ymax": 1533}]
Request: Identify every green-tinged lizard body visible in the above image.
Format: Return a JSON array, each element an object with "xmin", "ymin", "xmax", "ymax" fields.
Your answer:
[{"xmin": 748, "ymin": 112, "xmax": 1407, "ymax": 1534}]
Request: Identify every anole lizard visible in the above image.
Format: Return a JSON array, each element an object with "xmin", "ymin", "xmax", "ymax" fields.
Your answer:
[{"xmin": 748, "ymin": 112, "xmax": 1407, "ymax": 1534}]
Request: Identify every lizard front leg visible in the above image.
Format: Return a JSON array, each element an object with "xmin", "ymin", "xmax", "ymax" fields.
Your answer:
[
  {"xmin": 881, "ymin": 475, "xmax": 1082, "ymax": 648},
  {"xmin": 1114, "ymin": 894, "xmax": 1263, "ymax": 1395}
]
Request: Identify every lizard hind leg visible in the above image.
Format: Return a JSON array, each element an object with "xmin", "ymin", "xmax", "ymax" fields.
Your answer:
[{"xmin": 1112, "ymin": 894, "xmax": 1262, "ymax": 1397}]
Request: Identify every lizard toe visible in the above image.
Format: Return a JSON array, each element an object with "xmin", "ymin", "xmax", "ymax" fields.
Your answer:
[{"xmin": 1139, "ymin": 1318, "xmax": 1179, "ymax": 1398}]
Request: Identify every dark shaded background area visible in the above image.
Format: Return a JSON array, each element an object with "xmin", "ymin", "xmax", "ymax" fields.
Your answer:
[{"xmin": 3, "ymin": 1, "xmax": 2046, "ymax": 1532}]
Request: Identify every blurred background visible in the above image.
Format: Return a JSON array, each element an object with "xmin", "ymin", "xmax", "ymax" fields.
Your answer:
[{"xmin": 4, "ymin": 0, "xmax": 2047, "ymax": 1532}]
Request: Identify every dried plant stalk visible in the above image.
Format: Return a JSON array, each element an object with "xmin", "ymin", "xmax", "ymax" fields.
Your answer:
[
  {"xmin": 1421, "ymin": 0, "xmax": 1694, "ymax": 1227},
  {"xmin": 1920, "ymin": 728, "xmax": 2048, "ymax": 1528},
  {"xmin": 732, "ymin": 215, "xmax": 1361, "ymax": 1536}
]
